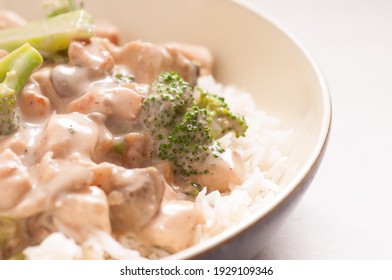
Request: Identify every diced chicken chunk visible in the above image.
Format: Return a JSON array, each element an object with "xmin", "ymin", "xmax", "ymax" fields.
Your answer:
[
  {"xmin": 68, "ymin": 40, "xmax": 115, "ymax": 71},
  {"xmin": 53, "ymin": 186, "xmax": 111, "ymax": 242},
  {"xmin": 51, "ymin": 38, "xmax": 119, "ymax": 107},
  {"xmin": 105, "ymin": 40, "xmax": 199, "ymax": 85},
  {"xmin": 0, "ymin": 149, "xmax": 32, "ymax": 210},
  {"xmin": 190, "ymin": 148, "xmax": 245, "ymax": 193},
  {"xmin": 37, "ymin": 113, "xmax": 113, "ymax": 162},
  {"xmin": 123, "ymin": 133, "xmax": 151, "ymax": 168},
  {"xmin": 0, "ymin": 132, "xmax": 29, "ymax": 158},
  {"xmin": 164, "ymin": 42, "xmax": 214, "ymax": 75},
  {"xmin": 26, "ymin": 186, "xmax": 111, "ymax": 245},
  {"xmin": 67, "ymin": 87, "xmax": 142, "ymax": 122},
  {"xmin": 9, "ymin": 153, "xmax": 94, "ymax": 219},
  {"xmin": 19, "ymin": 81, "xmax": 52, "ymax": 121},
  {"xmin": 139, "ymin": 200, "xmax": 204, "ymax": 253}
]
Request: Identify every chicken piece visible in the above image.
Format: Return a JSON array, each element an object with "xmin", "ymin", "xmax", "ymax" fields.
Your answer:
[
  {"xmin": 53, "ymin": 186, "xmax": 111, "ymax": 242},
  {"xmin": 19, "ymin": 81, "xmax": 52, "ymax": 121},
  {"xmin": 50, "ymin": 39, "xmax": 118, "ymax": 108},
  {"xmin": 0, "ymin": 10, "xmax": 26, "ymax": 30},
  {"xmin": 138, "ymin": 200, "xmax": 205, "ymax": 253},
  {"xmin": 26, "ymin": 186, "xmax": 111, "ymax": 245},
  {"xmin": 91, "ymin": 164, "xmax": 165, "ymax": 231},
  {"xmin": 90, "ymin": 166, "xmax": 114, "ymax": 197},
  {"xmin": 0, "ymin": 122, "xmax": 46, "ymax": 167},
  {"xmin": 8, "ymin": 152, "xmax": 94, "ymax": 219},
  {"xmin": 105, "ymin": 39, "xmax": 199, "ymax": 86},
  {"xmin": 123, "ymin": 132, "xmax": 150, "ymax": 168},
  {"xmin": 164, "ymin": 42, "xmax": 214, "ymax": 75},
  {"xmin": 0, "ymin": 149, "xmax": 32, "ymax": 211},
  {"xmin": 37, "ymin": 112, "xmax": 113, "ymax": 162},
  {"xmin": 0, "ymin": 131, "xmax": 28, "ymax": 158},
  {"xmin": 89, "ymin": 113, "xmax": 114, "ymax": 163},
  {"xmin": 189, "ymin": 148, "xmax": 245, "ymax": 193},
  {"xmin": 67, "ymin": 87, "xmax": 142, "ymax": 122},
  {"xmin": 68, "ymin": 39, "xmax": 115, "ymax": 71},
  {"xmin": 122, "ymin": 82, "xmax": 150, "ymax": 97}
]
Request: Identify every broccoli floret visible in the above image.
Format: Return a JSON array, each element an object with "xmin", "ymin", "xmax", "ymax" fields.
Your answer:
[
  {"xmin": 196, "ymin": 89, "xmax": 248, "ymax": 139},
  {"xmin": 41, "ymin": 0, "xmax": 78, "ymax": 17},
  {"xmin": 142, "ymin": 72, "xmax": 246, "ymax": 177},
  {"xmin": 0, "ymin": 43, "xmax": 43, "ymax": 135},
  {"xmin": 0, "ymin": 9, "xmax": 95, "ymax": 54},
  {"xmin": 142, "ymin": 71, "xmax": 193, "ymax": 136},
  {"xmin": 158, "ymin": 105, "xmax": 224, "ymax": 176}
]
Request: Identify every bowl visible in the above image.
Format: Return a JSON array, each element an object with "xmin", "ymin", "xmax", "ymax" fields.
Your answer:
[{"xmin": 1, "ymin": 0, "xmax": 331, "ymax": 259}]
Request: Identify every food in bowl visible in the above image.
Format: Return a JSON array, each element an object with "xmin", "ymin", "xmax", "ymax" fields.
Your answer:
[{"xmin": 0, "ymin": 1, "xmax": 292, "ymax": 259}]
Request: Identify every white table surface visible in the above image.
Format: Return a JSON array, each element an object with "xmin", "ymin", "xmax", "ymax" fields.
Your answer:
[{"xmin": 245, "ymin": 0, "xmax": 392, "ymax": 259}]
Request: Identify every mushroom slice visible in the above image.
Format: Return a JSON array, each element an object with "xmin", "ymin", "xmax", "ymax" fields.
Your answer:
[{"xmin": 107, "ymin": 167, "xmax": 166, "ymax": 232}]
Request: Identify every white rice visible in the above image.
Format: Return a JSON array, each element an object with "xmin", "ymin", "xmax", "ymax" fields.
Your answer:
[
  {"xmin": 194, "ymin": 76, "xmax": 292, "ymax": 239},
  {"xmin": 23, "ymin": 76, "xmax": 292, "ymax": 260}
]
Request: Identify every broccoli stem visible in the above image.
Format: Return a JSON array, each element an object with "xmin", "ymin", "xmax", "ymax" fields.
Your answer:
[
  {"xmin": 1, "ymin": 44, "xmax": 43, "ymax": 94},
  {"xmin": 42, "ymin": 0, "xmax": 78, "ymax": 17},
  {"xmin": 0, "ymin": 43, "xmax": 43, "ymax": 135},
  {"xmin": 0, "ymin": 9, "xmax": 95, "ymax": 53}
]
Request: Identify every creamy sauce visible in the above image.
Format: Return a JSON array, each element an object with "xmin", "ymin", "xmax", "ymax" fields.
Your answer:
[{"xmin": 0, "ymin": 17, "xmax": 244, "ymax": 259}]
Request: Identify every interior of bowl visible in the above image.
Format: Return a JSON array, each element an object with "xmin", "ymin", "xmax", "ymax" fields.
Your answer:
[{"xmin": 1, "ymin": 0, "xmax": 331, "ymax": 258}]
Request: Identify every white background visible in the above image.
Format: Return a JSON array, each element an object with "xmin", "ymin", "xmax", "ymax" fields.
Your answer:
[{"xmin": 245, "ymin": 0, "xmax": 392, "ymax": 259}]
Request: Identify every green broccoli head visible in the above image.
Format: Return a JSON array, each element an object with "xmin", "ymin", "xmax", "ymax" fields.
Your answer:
[
  {"xmin": 196, "ymin": 89, "xmax": 248, "ymax": 139},
  {"xmin": 0, "ymin": 93, "xmax": 19, "ymax": 136},
  {"xmin": 142, "ymin": 72, "xmax": 194, "ymax": 137},
  {"xmin": 158, "ymin": 105, "xmax": 224, "ymax": 176},
  {"xmin": 142, "ymin": 71, "xmax": 246, "ymax": 177}
]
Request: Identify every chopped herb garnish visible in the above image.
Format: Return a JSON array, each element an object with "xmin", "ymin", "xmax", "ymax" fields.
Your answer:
[
  {"xmin": 113, "ymin": 139, "xmax": 126, "ymax": 155},
  {"xmin": 114, "ymin": 72, "xmax": 135, "ymax": 83}
]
